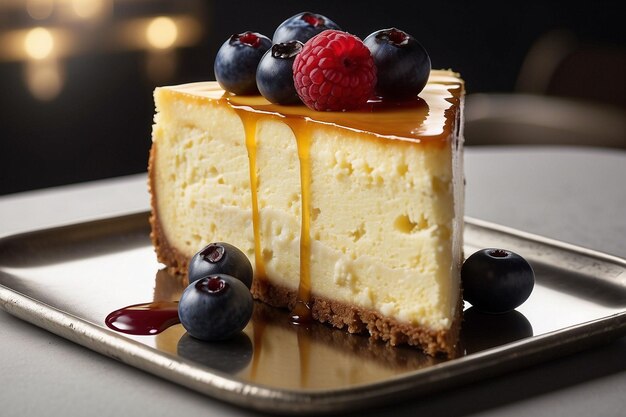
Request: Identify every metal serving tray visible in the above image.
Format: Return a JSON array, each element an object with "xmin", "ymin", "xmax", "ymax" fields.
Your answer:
[{"xmin": 0, "ymin": 212, "xmax": 624, "ymax": 415}]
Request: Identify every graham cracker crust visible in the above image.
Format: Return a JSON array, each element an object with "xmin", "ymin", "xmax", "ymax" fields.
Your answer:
[
  {"xmin": 252, "ymin": 278, "xmax": 461, "ymax": 357},
  {"xmin": 148, "ymin": 143, "xmax": 461, "ymax": 357}
]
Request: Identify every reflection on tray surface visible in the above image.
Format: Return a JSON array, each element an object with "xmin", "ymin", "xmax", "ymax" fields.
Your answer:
[
  {"xmin": 177, "ymin": 333, "xmax": 254, "ymax": 374},
  {"xmin": 143, "ymin": 268, "xmax": 536, "ymax": 388},
  {"xmin": 461, "ymin": 307, "xmax": 533, "ymax": 354},
  {"xmin": 150, "ymin": 268, "xmax": 443, "ymax": 388}
]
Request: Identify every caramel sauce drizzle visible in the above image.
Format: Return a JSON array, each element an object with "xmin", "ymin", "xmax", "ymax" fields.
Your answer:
[
  {"xmin": 287, "ymin": 118, "xmax": 313, "ymax": 325},
  {"xmin": 234, "ymin": 109, "xmax": 267, "ymax": 283},
  {"xmin": 233, "ymin": 108, "xmax": 313, "ymax": 322}
]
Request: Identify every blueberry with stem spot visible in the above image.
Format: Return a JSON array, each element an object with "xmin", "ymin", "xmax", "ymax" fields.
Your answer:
[
  {"xmin": 214, "ymin": 31, "xmax": 271, "ymax": 95},
  {"xmin": 256, "ymin": 41, "xmax": 304, "ymax": 105},
  {"xmin": 178, "ymin": 274, "xmax": 253, "ymax": 341},
  {"xmin": 188, "ymin": 242, "xmax": 253, "ymax": 289},
  {"xmin": 364, "ymin": 28, "xmax": 431, "ymax": 100},
  {"xmin": 462, "ymin": 248, "xmax": 535, "ymax": 314},
  {"xmin": 272, "ymin": 11, "xmax": 341, "ymax": 44}
]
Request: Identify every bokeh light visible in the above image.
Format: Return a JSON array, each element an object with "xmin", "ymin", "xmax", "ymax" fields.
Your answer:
[
  {"xmin": 24, "ymin": 27, "xmax": 55, "ymax": 60},
  {"xmin": 146, "ymin": 17, "xmax": 178, "ymax": 50}
]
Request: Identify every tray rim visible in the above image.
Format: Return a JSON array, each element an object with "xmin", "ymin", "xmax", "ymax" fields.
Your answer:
[{"xmin": 0, "ymin": 213, "xmax": 625, "ymax": 415}]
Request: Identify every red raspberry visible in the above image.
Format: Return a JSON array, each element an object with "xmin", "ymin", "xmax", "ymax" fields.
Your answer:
[{"xmin": 293, "ymin": 30, "xmax": 377, "ymax": 111}]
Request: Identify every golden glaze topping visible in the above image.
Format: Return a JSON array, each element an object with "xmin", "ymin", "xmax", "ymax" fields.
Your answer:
[{"xmin": 165, "ymin": 70, "xmax": 463, "ymax": 143}]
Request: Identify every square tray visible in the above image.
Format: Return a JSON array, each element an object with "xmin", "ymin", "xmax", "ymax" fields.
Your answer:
[{"xmin": 0, "ymin": 212, "xmax": 624, "ymax": 415}]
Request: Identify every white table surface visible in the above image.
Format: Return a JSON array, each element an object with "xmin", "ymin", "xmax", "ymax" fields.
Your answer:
[{"xmin": 1, "ymin": 146, "xmax": 625, "ymax": 417}]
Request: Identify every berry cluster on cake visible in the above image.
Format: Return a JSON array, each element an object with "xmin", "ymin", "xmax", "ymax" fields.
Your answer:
[{"xmin": 148, "ymin": 12, "xmax": 465, "ymax": 356}]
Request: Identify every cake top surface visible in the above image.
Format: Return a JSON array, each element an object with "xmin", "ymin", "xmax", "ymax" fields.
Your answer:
[{"xmin": 160, "ymin": 69, "xmax": 463, "ymax": 143}]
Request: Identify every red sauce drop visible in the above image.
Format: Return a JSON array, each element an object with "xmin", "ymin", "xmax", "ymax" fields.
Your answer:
[{"xmin": 105, "ymin": 301, "xmax": 180, "ymax": 335}]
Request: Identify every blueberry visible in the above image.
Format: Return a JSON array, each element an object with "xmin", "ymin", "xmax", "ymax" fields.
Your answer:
[
  {"xmin": 188, "ymin": 242, "xmax": 253, "ymax": 289},
  {"xmin": 214, "ymin": 31, "xmax": 271, "ymax": 95},
  {"xmin": 256, "ymin": 41, "xmax": 303, "ymax": 105},
  {"xmin": 363, "ymin": 28, "xmax": 431, "ymax": 100},
  {"xmin": 178, "ymin": 275, "xmax": 253, "ymax": 341},
  {"xmin": 462, "ymin": 248, "xmax": 535, "ymax": 314},
  {"xmin": 272, "ymin": 12, "xmax": 341, "ymax": 44}
]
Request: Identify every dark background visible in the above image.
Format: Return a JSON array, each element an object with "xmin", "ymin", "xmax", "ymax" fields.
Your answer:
[{"xmin": 1, "ymin": 1, "xmax": 624, "ymax": 195}]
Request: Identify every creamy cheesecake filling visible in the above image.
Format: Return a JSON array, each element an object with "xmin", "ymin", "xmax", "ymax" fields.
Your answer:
[{"xmin": 150, "ymin": 70, "xmax": 464, "ymax": 351}]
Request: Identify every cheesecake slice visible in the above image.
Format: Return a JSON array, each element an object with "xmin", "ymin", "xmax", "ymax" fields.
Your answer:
[{"xmin": 149, "ymin": 70, "xmax": 465, "ymax": 356}]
